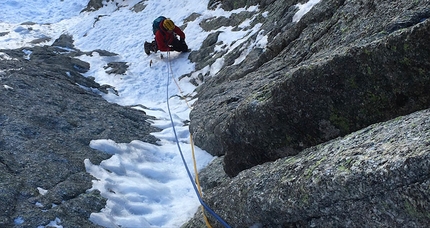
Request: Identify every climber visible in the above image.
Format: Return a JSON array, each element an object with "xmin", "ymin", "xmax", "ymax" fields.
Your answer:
[{"xmin": 144, "ymin": 17, "xmax": 189, "ymax": 55}]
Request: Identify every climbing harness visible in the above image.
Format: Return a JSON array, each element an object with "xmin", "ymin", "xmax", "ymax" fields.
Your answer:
[{"xmin": 164, "ymin": 52, "xmax": 231, "ymax": 228}]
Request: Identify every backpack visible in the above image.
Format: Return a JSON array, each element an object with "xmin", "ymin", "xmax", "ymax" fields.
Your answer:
[{"xmin": 152, "ymin": 16, "xmax": 166, "ymax": 35}]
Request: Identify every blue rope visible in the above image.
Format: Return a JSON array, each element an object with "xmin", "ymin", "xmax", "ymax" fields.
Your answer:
[{"xmin": 165, "ymin": 52, "xmax": 231, "ymax": 228}]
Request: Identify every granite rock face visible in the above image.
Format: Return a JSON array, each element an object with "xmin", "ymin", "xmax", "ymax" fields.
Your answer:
[
  {"xmin": 189, "ymin": 0, "xmax": 430, "ymax": 177},
  {"xmin": 186, "ymin": 108, "xmax": 430, "ymax": 227},
  {"xmin": 184, "ymin": 0, "xmax": 430, "ymax": 227},
  {"xmin": 0, "ymin": 38, "xmax": 158, "ymax": 227}
]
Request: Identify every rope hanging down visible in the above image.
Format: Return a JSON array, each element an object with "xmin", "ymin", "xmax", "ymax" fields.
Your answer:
[
  {"xmin": 165, "ymin": 52, "xmax": 231, "ymax": 228},
  {"xmin": 166, "ymin": 53, "xmax": 212, "ymax": 228}
]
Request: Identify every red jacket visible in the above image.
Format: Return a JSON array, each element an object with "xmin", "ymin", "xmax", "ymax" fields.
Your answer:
[{"xmin": 155, "ymin": 22, "xmax": 185, "ymax": 52}]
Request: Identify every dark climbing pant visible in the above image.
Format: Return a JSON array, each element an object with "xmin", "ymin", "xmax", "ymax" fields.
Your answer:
[{"xmin": 171, "ymin": 38, "xmax": 189, "ymax": 52}]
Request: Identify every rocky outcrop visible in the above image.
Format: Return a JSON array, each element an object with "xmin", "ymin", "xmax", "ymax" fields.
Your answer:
[
  {"xmin": 183, "ymin": 0, "xmax": 430, "ymax": 227},
  {"xmin": 186, "ymin": 108, "xmax": 430, "ymax": 227},
  {"xmin": 189, "ymin": 0, "xmax": 430, "ymax": 177},
  {"xmin": 82, "ymin": 0, "xmax": 147, "ymax": 13},
  {"xmin": 208, "ymin": 0, "xmax": 277, "ymax": 11},
  {"xmin": 0, "ymin": 39, "xmax": 158, "ymax": 227}
]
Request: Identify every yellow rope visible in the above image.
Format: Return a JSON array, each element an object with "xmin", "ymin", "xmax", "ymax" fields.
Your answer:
[
  {"xmin": 190, "ymin": 134, "xmax": 213, "ymax": 228},
  {"xmin": 167, "ymin": 52, "xmax": 212, "ymax": 228}
]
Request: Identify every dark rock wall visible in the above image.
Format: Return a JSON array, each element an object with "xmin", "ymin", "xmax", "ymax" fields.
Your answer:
[
  {"xmin": 189, "ymin": 0, "xmax": 430, "ymax": 177},
  {"xmin": 184, "ymin": 0, "xmax": 430, "ymax": 227}
]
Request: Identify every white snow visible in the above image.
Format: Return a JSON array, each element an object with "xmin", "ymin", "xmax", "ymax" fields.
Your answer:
[
  {"xmin": 293, "ymin": 0, "xmax": 321, "ymax": 22},
  {"xmin": 0, "ymin": 0, "xmax": 316, "ymax": 227},
  {"xmin": 3, "ymin": 84, "xmax": 14, "ymax": 90},
  {"xmin": 37, "ymin": 187, "xmax": 48, "ymax": 195}
]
